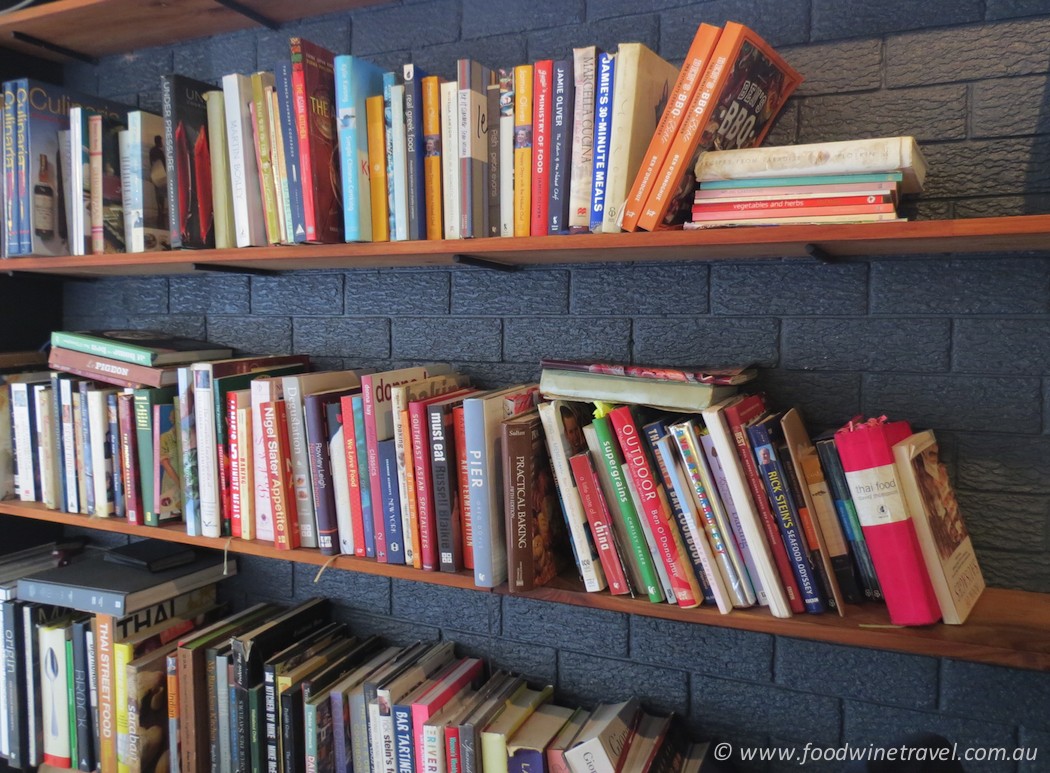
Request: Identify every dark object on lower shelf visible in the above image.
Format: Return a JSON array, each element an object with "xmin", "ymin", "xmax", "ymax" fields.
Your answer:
[{"xmin": 104, "ymin": 538, "xmax": 197, "ymax": 572}]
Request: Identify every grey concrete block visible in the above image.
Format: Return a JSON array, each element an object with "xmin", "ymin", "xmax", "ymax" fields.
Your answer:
[
  {"xmin": 973, "ymin": 75, "xmax": 1050, "ymax": 138},
  {"xmin": 987, "ymin": 0, "xmax": 1050, "ymax": 19},
  {"xmin": 453, "ymin": 361, "xmax": 541, "ymax": 389},
  {"xmin": 352, "ymin": 0, "xmax": 461, "ymax": 56},
  {"xmin": 957, "ymin": 491, "xmax": 1048, "ymax": 552},
  {"xmin": 528, "ymin": 15, "xmax": 659, "ymax": 62},
  {"xmin": 172, "ymin": 31, "xmax": 257, "ymax": 83},
  {"xmin": 753, "ymin": 371, "xmax": 862, "ymax": 432},
  {"xmin": 206, "ymin": 316, "xmax": 293, "ymax": 355},
  {"xmin": 251, "ymin": 274, "xmax": 344, "ymax": 316},
  {"xmin": 954, "ymin": 319, "xmax": 1050, "ymax": 375},
  {"xmin": 338, "ymin": 610, "xmax": 442, "ymax": 646},
  {"xmin": 633, "ymin": 317, "xmax": 780, "ymax": 367},
  {"xmin": 290, "ymin": 562, "xmax": 391, "ymax": 615},
  {"xmin": 862, "ymin": 375, "xmax": 1042, "ymax": 434},
  {"xmin": 392, "ymin": 317, "xmax": 502, "ymax": 361},
  {"xmin": 169, "ymin": 275, "xmax": 251, "ymax": 315},
  {"xmin": 922, "ymin": 138, "xmax": 1050, "ymax": 198},
  {"xmin": 955, "ymin": 194, "xmax": 1050, "ymax": 218},
  {"xmin": 292, "ymin": 317, "xmax": 390, "ymax": 359},
  {"xmin": 587, "ymin": 0, "xmax": 697, "ymax": 22},
  {"xmin": 64, "ymin": 277, "xmax": 170, "ymax": 317},
  {"xmin": 781, "ymin": 39, "xmax": 882, "ymax": 96},
  {"xmin": 570, "ymin": 264, "xmax": 709, "ymax": 316},
  {"xmin": 980, "ymin": 549, "xmax": 1050, "ymax": 592},
  {"xmin": 798, "ymin": 86, "xmax": 968, "ymax": 144},
  {"xmin": 763, "ymin": 102, "xmax": 800, "ymax": 148},
  {"xmin": 391, "ymin": 580, "xmax": 501, "ymax": 635},
  {"xmin": 96, "ymin": 47, "xmax": 176, "ymax": 98},
  {"xmin": 781, "ymin": 318, "xmax": 951, "ymax": 372},
  {"xmin": 502, "ymin": 317, "xmax": 631, "ymax": 363},
  {"xmin": 414, "ymin": 35, "xmax": 528, "ymax": 80},
  {"xmin": 452, "ymin": 269, "xmax": 569, "ymax": 316},
  {"xmin": 227, "ymin": 554, "xmax": 294, "ymax": 600},
  {"xmin": 711, "ymin": 263, "xmax": 868, "ymax": 316},
  {"xmin": 501, "ymin": 595, "xmax": 629, "ymax": 656},
  {"xmin": 256, "ymin": 15, "xmax": 351, "ymax": 65},
  {"xmin": 660, "ymin": 0, "xmax": 810, "ymax": 56},
  {"xmin": 629, "ymin": 615, "xmax": 774, "ymax": 681},
  {"xmin": 1018, "ymin": 727, "xmax": 1050, "ymax": 772},
  {"xmin": 955, "ymin": 434, "xmax": 1050, "ymax": 494},
  {"xmin": 870, "ymin": 259, "xmax": 1050, "ymax": 315},
  {"xmin": 443, "ymin": 630, "xmax": 558, "ymax": 684},
  {"xmin": 463, "ymin": 0, "xmax": 584, "ymax": 39},
  {"xmin": 344, "ymin": 270, "xmax": 450, "ymax": 316},
  {"xmin": 812, "ymin": 0, "xmax": 981, "ymax": 41},
  {"xmin": 943, "ymin": 660, "xmax": 1050, "ymax": 731},
  {"xmin": 558, "ymin": 650, "xmax": 688, "ymax": 713},
  {"xmin": 774, "ymin": 638, "xmax": 938, "ymax": 709}
]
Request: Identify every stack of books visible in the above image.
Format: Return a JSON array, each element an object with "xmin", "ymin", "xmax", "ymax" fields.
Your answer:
[{"xmin": 685, "ymin": 135, "xmax": 927, "ymax": 228}]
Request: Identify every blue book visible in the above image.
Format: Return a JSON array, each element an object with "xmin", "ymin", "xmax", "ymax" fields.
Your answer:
[
  {"xmin": 351, "ymin": 394, "xmax": 375, "ymax": 558},
  {"xmin": 334, "ymin": 55, "xmax": 386, "ymax": 242},
  {"xmin": 402, "ymin": 63, "xmax": 427, "ymax": 242},
  {"xmin": 275, "ymin": 59, "xmax": 307, "ymax": 243},
  {"xmin": 378, "ymin": 438, "xmax": 405, "ymax": 564},
  {"xmin": 107, "ymin": 391, "xmax": 125, "ymax": 519},
  {"xmin": 383, "ymin": 71, "xmax": 400, "ymax": 240},
  {"xmin": 748, "ymin": 417, "xmax": 826, "ymax": 614},
  {"xmin": 49, "ymin": 373, "xmax": 67, "ymax": 512},
  {"xmin": 392, "ymin": 701, "xmax": 414, "ymax": 773},
  {"xmin": 698, "ymin": 171, "xmax": 906, "ymax": 190},
  {"xmin": 176, "ymin": 367, "xmax": 198, "ymax": 535},
  {"xmin": 642, "ymin": 419, "xmax": 715, "ymax": 605},
  {"xmin": 2, "ymin": 80, "xmax": 19, "ymax": 256},
  {"xmin": 589, "ymin": 53, "xmax": 615, "ymax": 232},
  {"xmin": 547, "ymin": 58, "xmax": 574, "ymax": 235},
  {"xmin": 13, "ymin": 78, "xmax": 28, "ymax": 254},
  {"xmin": 78, "ymin": 381, "xmax": 94, "ymax": 516}
]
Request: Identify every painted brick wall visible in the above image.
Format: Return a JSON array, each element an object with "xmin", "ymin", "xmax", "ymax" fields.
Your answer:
[{"xmin": 53, "ymin": 1, "xmax": 1050, "ymax": 770}]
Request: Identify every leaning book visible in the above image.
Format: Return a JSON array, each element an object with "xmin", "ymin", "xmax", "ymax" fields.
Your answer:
[{"xmin": 893, "ymin": 430, "xmax": 985, "ymax": 624}]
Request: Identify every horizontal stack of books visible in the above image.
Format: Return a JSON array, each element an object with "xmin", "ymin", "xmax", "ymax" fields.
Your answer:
[
  {"xmin": 3, "ymin": 330, "xmax": 983, "ymax": 630},
  {"xmin": 1, "ymin": 20, "xmax": 807, "ymax": 258},
  {"xmin": 685, "ymin": 135, "xmax": 927, "ymax": 228}
]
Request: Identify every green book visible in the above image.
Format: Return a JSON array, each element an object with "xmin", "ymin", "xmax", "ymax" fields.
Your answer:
[
  {"xmin": 133, "ymin": 386, "xmax": 178, "ymax": 527},
  {"xmin": 50, "ymin": 331, "xmax": 232, "ymax": 368}
]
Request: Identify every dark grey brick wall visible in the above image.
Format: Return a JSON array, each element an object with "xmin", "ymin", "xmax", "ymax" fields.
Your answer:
[{"xmin": 50, "ymin": 1, "xmax": 1050, "ymax": 770}]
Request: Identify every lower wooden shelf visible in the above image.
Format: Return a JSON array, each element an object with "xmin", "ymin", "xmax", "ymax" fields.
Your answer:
[{"xmin": 4, "ymin": 500, "xmax": 1049, "ymax": 671}]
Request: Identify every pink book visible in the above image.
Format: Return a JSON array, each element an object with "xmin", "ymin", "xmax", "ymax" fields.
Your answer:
[
  {"xmin": 694, "ymin": 180, "xmax": 900, "ymax": 200},
  {"xmin": 412, "ymin": 658, "xmax": 484, "ymax": 773},
  {"xmin": 569, "ymin": 452, "xmax": 631, "ymax": 595},
  {"xmin": 834, "ymin": 418, "xmax": 941, "ymax": 626}
]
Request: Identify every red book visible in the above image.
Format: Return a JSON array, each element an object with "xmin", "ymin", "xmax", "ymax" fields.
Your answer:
[
  {"xmin": 117, "ymin": 393, "xmax": 142, "ymax": 526},
  {"xmin": 227, "ymin": 391, "xmax": 242, "ymax": 538},
  {"xmin": 530, "ymin": 60, "xmax": 553, "ymax": 236},
  {"xmin": 261, "ymin": 400, "xmax": 299, "ymax": 550},
  {"xmin": 834, "ymin": 418, "xmax": 941, "ymax": 626},
  {"xmin": 608, "ymin": 405, "xmax": 699, "ymax": 608},
  {"xmin": 722, "ymin": 395, "xmax": 805, "ymax": 614},
  {"xmin": 692, "ymin": 202, "xmax": 896, "ymax": 220},
  {"xmin": 412, "ymin": 658, "xmax": 484, "ymax": 770},
  {"xmin": 341, "ymin": 394, "xmax": 367, "ymax": 557},
  {"xmin": 692, "ymin": 193, "xmax": 894, "ymax": 213},
  {"xmin": 454, "ymin": 405, "xmax": 474, "ymax": 570},
  {"xmin": 569, "ymin": 452, "xmax": 631, "ymax": 595},
  {"xmin": 290, "ymin": 37, "xmax": 340, "ymax": 243}
]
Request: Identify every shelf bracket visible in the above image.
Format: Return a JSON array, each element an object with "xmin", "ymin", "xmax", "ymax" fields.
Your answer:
[
  {"xmin": 11, "ymin": 31, "xmax": 99, "ymax": 65},
  {"xmin": 452, "ymin": 254, "xmax": 522, "ymax": 272},
  {"xmin": 211, "ymin": 0, "xmax": 281, "ymax": 30},
  {"xmin": 191, "ymin": 263, "xmax": 282, "ymax": 277},
  {"xmin": 804, "ymin": 243, "xmax": 836, "ymax": 264}
]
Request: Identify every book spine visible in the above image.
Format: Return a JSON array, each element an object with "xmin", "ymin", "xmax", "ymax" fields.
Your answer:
[
  {"xmin": 440, "ymin": 80, "xmax": 460, "ymax": 240},
  {"xmin": 404, "ymin": 64, "xmax": 426, "ymax": 241},
  {"xmin": 262, "ymin": 401, "xmax": 299, "ymax": 550},
  {"xmin": 250, "ymin": 74, "xmax": 281, "ymax": 245},
  {"xmin": 120, "ymin": 121, "xmax": 140, "ymax": 252},
  {"xmin": 353, "ymin": 395, "xmax": 374, "ymax": 557},
  {"xmin": 512, "ymin": 65, "xmax": 532, "ymax": 237},
  {"xmin": 72, "ymin": 618, "xmax": 94, "ymax": 772},
  {"xmin": 205, "ymin": 90, "xmax": 235, "ymax": 249},
  {"xmin": 392, "ymin": 83, "xmax": 410, "ymax": 241},
  {"xmin": 10, "ymin": 383, "xmax": 37, "ymax": 501},
  {"xmin": 325, "ymin": 400, "xmax": 353, "ymax": 558},
  {"xmin": 530, "ymin": 60, "xmax": 552, "ymax": 236},
  {"xmin": 591, "ymin": 416, "xmax": 662, "ymax": 602},
  {"xmin": 384, "ymin": 72, "xmax": 399, "ymax": 242},
  {"xmin": 454, "ymin": 406, "xmax": 474, "ymax": 570},
  {"xmin": 609, "ymin": 406, "xmax": 699, "ymax": 607},
  {"xmin": 363, "ymin": 378, "xmax": 390, "ymax": 561},
  {"xmin": 429, "ymin": 404, "xmax": 463, "ymax": 572},
  {"xmin": 267, "ymin": 87, "xmax": 293, "ymax": 243},
  {"xmin": 78, "ymin": 383, "xmax": 95, "ymax": 516},
  {"xmin": 283, "ymin": 379, "xmax": 319, "ymax": 548},
  {"xmin": 747, "ymin": 421, "xmax": 825, "ymax": 614},
  {"xmin": 222, "ymin": 75, "xmax": 259, "ymax": 247},
  {"xmin": 250, "ymin": 381, "xmax": 277, "ymax": 544},
  {"xmin": 160, "ymin": 78, "xmax": 180, "ymax": 249},
  {"xmin": 228, "ymin": 392, "xmax": 243, "ymax": 538},
  {"xmin": 15, "ymin": 79, "xmax": 29, "ymax": 254},
  {"xmin": 569, "ymin": 47, "xmax": 596, "ymax": 232},
  {"xmin": 621, "ymin": 24, "xmax": 719, "ymax": 231},
  {"xmin": 400, "ymin": 407, "xmax": 422, "ymax": 569},
  {"xmin": 456, "ymin": 61, "xmax": 475, "ymax": 238},
  {"xmin": 276, "ymin": 60, "xmax": 307, "ymax": 243},
  {"xmin": 486, "ymin": 81, "xmax": 501, "ymax": 237},
  {"xmin": 290, "ymin": 42, "xmax": 318, "ymax": 242},
  {"xmin": 308, "ymin": 396, "xmax": 340, "ymax": 556},
  {"xmin": 463, "ymin": 400, "xmax": 500, "ymax": 588},
  {"xmin": 262, "ymin": 669, "xmax": 278, "ymax": 773},
  {"xmin": 411, "ymin": 400, "xmax": 439, "ymax": 571},
  {"xmin": 498, "ymin": 72, "xmax": 514, "ymax": 238},
  {"xmin": 334, "ymin": 56, "xmax": 364, "ymax": 242},
  {"xmin": 193, "ymin": 368, "xmax": 221, "ymax": 538},
  {"xmin": 393, "ymin": 703, "xmax": 414, "ymax": 773},
  {"xmin": 378, "ymin": 438, "xmax": 407, "ymax": 563},
  {"xmin": 133, "ymin": 391, "xmax": 157, "ymax": 526},
  {"xmin": 547, "ymin": 59, "xmax": 573, "ymax": 234},
  {"xmin": 108, "ymin": 393, "xmax": 126, "ymax": 519},
  {"xmin": 781, "ymin": 444, "xmax": 839, "ymax": 609},
  {"xmin": 119, "ymin": 393, "xmax": 143, "ymax": 526},
  {"xmin": 34, "ymin": 386, "xmax": 56, "ymax": 511},
  {"xmin": 114, "ymin": 641, "xmax": 133, "ymax": 773},
  {"xmin": 72, "ymin": 392, "xmax": 88, "ymax": 513},
  {"xmin": 590, "ymin": 52, "xmax": 615, "ymax": 232},
  {"xmin": 366, "ymin": 94, "xmax": 390, "ymax": 242},
  {"xmin": 167, "ymin": 654, "xmax": 181, "ymax": 773},
  {"xmin": 503, "ymin": 421, "xmax": 537, "ymax": 591},
  {"xmin": 420, "ymin": 75, "xmax": 443, "ymax": 240},
  {"xmin": 3, "ymin": 81, "xmax": 18, "ymax": 255},
  {"xmin": 60, "ymin": 379, "xmax": 79, "ymax": 512},
  {"xmin": 570, "ymin": 452, "xmax": 631, "ymax": 594},
  {"xmin": 339, "ymin": 394, "xmax": 363, "ymax": 555},
  {"xmin": 723, "ymin": 401, "xmax": 804, "ymax": 613},
  {"xmin": 40, "ymin": 623, "xmax": 72, "ymax": 768},
  {"xmin": 88, "ymin": 392, "xmax": 114, "ymax": 517},
  {"xmin": 97, "ymin": 614, "xmax": 117, "ymax": 773},
  {"xmin": 88, "ymin": 114, "xmax": 104, "ymax": 253},
  {"xmin": 2, "ymin": 601, "xmax": 24, "ymax": 769}
]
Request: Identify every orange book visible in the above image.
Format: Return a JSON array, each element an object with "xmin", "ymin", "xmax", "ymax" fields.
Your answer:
[
  {"xmin": 421, "ymin": 75, "xmax": 444, "ymax": 240},
  {"xmin": 402, "ymin": 407, "xmax": 423, "ymax": 569},
  {"xmin": 512, "ymin": 64, "xmax": 533, "ymax": 237},
  {"xmin": 366, "ymin": 94, "xmax": 390, "ymax": 242},
  {"xmin": 636, "ymin": 22, "xmax": 802, "ymax": 232},
  {"xmin": 620, "ymin": 23, "xmax": 722, "ymax": 231}
]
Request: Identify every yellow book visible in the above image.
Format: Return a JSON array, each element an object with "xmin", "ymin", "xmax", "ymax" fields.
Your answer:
[
  {"xmin": 480, "ymin": 684, "xmax": 554, "ymax": 773},
  {"xmin": 512, "ymin": 64, "xmax": 533, "ymax": 237},
  {"xmin": 366, "ymin": 94, "xmax": 390, "ymax": 242},
  {"xmin": 250, "ymin": 71, "xmax": 281, "ymax": 244},
  {"xmin": 205, "ymin": 90, "xmax": 236, "ymax": 249},
  {"xmin": 421, "ymin": 75, "xmax": 444, "ymax": 240},
  {"xmin": 267, "ymin": 87, "xmax": 290, "ymax": 243},
  {"xmin": 114, "ymin": 641, "xmax": 135, "ymax": 773},
  {"xmin": 401, "ymin": 408, "xmax": 422, "ymax": 568}
]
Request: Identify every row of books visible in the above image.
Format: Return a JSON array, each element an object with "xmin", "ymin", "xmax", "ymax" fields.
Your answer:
[
  {"xmin": 6, "ymin": 331, "xmax": 985, "ymax": 630},
  {"xmin": 4, "ymin": 555, "xmax": 714, "ymax": 773},
  {"xmin": 685, "ymin": 136, "xmax": 928, "ymax": 228},
  {"xmin": 1, "ymin": 20, "xmax": 803, "ymax": 258}
]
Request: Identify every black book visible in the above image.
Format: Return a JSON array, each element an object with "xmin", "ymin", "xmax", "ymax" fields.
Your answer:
[
  {"xmin": 71, "ymin": 614, "xmax": 95, "ymax": 771},
  {"xmin": 2, "ymin": 600, "xmax": 26, "ymax": 769},
  {"xmin": 104, "ymin": 539, "xmax": 196, "ymax": 572},
  {"xmin": 161, "ymin": 73, "xmax": 216, "ymax": 249}
]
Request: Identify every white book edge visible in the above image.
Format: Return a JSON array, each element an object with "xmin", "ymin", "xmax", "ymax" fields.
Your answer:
[
  {"xmin": 441, "ymin": 81, "xmax": 460, "ymax": 240},
  {"xmin": 391, "ymin": 83, "xmax": 409, "ymax": 242}
]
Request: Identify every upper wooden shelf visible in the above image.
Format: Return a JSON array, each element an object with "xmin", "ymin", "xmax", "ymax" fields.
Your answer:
[
  {"xmin": 0, "ymin": 0, "xmax": 384, "ymax": 63},
  {"xmin": 4, "ymin": 500, "xmax": 1049, "ymax": 671},
  {"xmin": 4, "ymin": 214, "xmax": 1050, "ymax": 277}
]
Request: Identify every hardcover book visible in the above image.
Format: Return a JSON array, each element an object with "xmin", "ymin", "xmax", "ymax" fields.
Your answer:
[
  {"xmin": 637, "ymin": 22, "xmax": 802, "ymax": 231},
  {"xmin": 403, "ymin": 63, "xmax": 428, "ymax": 241},
  {"xmin": 221, "ymin": 73, "xmax": 267, "ymax": 247},
  {"xmin": 589, "ymin": 51, "xmax": 615, "ymax": 232},
  {"xmin": 893, "ymin": 430, "xmax": 985, "ymax": 624},
  {"xmin": 204, "ymin": 90, "xmax": 235, "ymax": 249},
  {"xmin": 291, "ymin": 37, "xmax": 341, "ymax": 243},
  {"xmin": 529, "ymin": 59, "xmax": 552, "ymax": 237},
  {"xmin": 88, "ymin": 108, "xmax": 127, "ymax": 254},
  {"xmin": 366, "ymin": 94, "xmax": 390, "ymax": 242},
  {"xmin": 457, "ymin": 59, "xmax": 496, "ymax": 238},
  {"xmin": 334, "ymin": 55, "xmax": 386, "ymax": 242},
  {"xmin": 547, "ymin": 58, "xmax": 574, "ymax": 235},
  {"xmin": 441, "ymin": 79, "xmax": 460, "ymax": 239},
  {"xmin": 249, "ymin": 70, "xmax": 281, "ymax": 246},
  {"xmin": 52, "ymin": 330, "xmax": 231, "ymax": 369},
  {"xmin": 274, "ymin": 59, "xmax": 307, "ymax": 244},
  {"xmin": 568, "ymin": 46, "xmax": 598, "ymax": 233},
  {"xmin": 539, "ymin": 367, "xmax": 737, "ymax": 412},
  {"xmin": 512, "ymin": 64, "xmax": 532, "ymax": 237},
  {"xmin": 421, "ymin": 74, "xmax": 444, "ymax": 240},
  {"xmin": 162, "ymin": 74, "xmax": 215, "ymax": 250}
]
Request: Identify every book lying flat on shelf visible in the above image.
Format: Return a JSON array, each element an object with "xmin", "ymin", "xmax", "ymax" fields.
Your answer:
[
  {"xmin": 50, "ymin": 330, "xmax": 232, "ymax": 368},
  {"xmin": 540, "ymin": 368, "xmax": 738, "ymax": 412}
]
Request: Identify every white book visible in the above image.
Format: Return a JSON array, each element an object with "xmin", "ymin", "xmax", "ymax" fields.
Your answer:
[
  {"xmin": 440, "ymin": 80, "xmax": 460, "ymax": 239},
  {"xmin": 124, "ymin": 110, "xmax": 168, "ymax": 252},
  {"xmin": 536, "ymin": 401, "xmax": 606, "ymax": 592},
  {"xmin": 222, "ymin": 72, "xmax": 267, "ymax": 247},
  {"xmin": 564, "ymin": 698, "xmax": 638, "ymax": 773},
  {"xmin": 499, "ymin": 113, "xmax": 514, "ymax": 236},
  {"xmin": 39, "ymin": 620, "xmax": 72, "ymax": 768},
  {"xmin": 59, "ymin": 379, "xmax": 79, "ymax": 514},
  {"xmin": 205, "ymin": 90, "xmax": 236, "ymax": 249},
  {"xmin": 250, "ymin": 377, "xmax": 282, "ymax": 544},
  {"xmin": 34, "ymin": 385, "xmax": 59, "ymax": 511},
  {"xmin": 390, "ymin": 83, "xmax": 409, "ymax": 242},
  {"xmin": 568, "ymin": 45, "xmax": 598, "ymax": 232},
  {"xmin": 68, "ymin": 107, "xmax": 88, "ymax": 255},
  {"xmin": 87, "ymin": 388, "xmax": 115, "ymax": 517},
  {"xmin": 191, "ymin": 364, "xmax": 221, "ymax": 537},
  {"xmin": 701, "ymin": 397, "xmax": 793, "ymax": 619},
  {"xmin": 10, "ymin": 382, "xmax": 37, "ymax": 502},
  {"xmin": 118, "ymin": 128, "xmax": 134, "ymax": 250},
  {"xmin": 328, "ymin": 402, "xmax": 354, "ymax": 556}
]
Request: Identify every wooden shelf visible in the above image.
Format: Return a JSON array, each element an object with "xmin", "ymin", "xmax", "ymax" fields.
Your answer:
[
  {"xmin": 5, "ymin": 500, "xmax": 1049, "ymax": 671},
  {"xmin": 1, "ymin": 214, "xmax": 1049, "ymax": 277},
  {"xmin": 0, "ymin": 0, "xmax": 385, "ymax": 63}
]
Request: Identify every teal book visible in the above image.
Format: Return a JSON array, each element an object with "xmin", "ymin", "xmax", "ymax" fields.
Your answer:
[
  {"xmin": 334, "ymin": 55, "xmax": 386, "ymax": 242},
  {"xmin": 698, "ymin": 171, "xmax": 905, "ymax": 190},
  {"xmin": 132, "ymin": 385, "xmax": 178, "ymax": 527}
]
